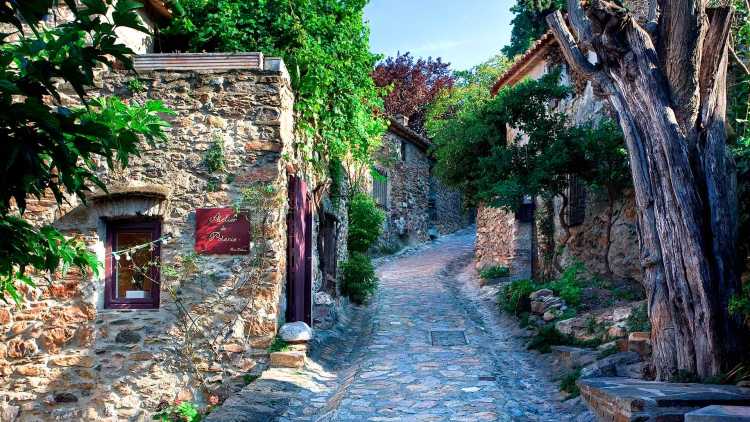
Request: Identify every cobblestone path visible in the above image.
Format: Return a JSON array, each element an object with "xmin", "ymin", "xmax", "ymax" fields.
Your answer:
[{"xmin": 331, "ymin": 230, "xmax": 571, "ymax": 422}]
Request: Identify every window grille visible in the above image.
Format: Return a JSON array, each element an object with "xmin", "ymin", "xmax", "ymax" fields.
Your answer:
[{"xmin": 567, "ymin": 175, "xmax": 586, "ymax": 226}]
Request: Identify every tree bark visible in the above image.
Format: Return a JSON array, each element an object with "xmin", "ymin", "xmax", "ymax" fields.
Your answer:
[{"xmin": 547, "ymin": 0, "xmax": 745, "ymax": 380}]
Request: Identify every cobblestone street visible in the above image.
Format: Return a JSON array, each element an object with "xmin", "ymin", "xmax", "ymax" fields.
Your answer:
[
  {"xmin": 329, "ymin": 230, "xmax": 572, "ymax": 421},
  {"xmin": 208, "ymin": 229, "xmax": 577, "ymax": 422}
]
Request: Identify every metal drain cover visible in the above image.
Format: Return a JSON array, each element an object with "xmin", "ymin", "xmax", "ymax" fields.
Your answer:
[{"xmin": 430, "ymin": 330, "xmax": 468, "ymax": 346}]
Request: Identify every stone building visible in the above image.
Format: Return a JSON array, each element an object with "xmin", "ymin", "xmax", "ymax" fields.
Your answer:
[
  {"xmin": 475, "ymin": 33, "xmax": 641, "ymax": 283},
  {"xmin": 0, "ymin": 4, "xmax": 355, "ymax": 415},
  {"xmin": 370, "ymin": 116, "xmax": 469, "ymax": 250}
]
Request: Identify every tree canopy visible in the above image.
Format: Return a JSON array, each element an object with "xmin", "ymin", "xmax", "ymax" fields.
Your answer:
[
  {"xmin": 372, "ymin": 52, "xmax": 454, "ymax": 134},
  {"xmin": 502, "ymin": 0, "xmax": 565, "ymax": 58},
  {"xmin": 163, "ymin": 0, "xmax": 387, "ymax": 172},
  {"xmin": 0, "ymin": 0, "xmax": 172, "ymax": 303}
]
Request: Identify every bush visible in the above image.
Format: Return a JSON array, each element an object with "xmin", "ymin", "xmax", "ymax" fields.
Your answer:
[
  {"xmin": 528, "ymin": 324, "xmax": 603, "ymax": 353},
  {"xmin": 498, "ymin": 279, "xmax": 537, "ymax": 315},
  {"xmin": 347, "ymin": 192, "xmax": 385, "ymax": 253},
  {"xmin": 626, "ymin": 302, "xmax": 652, "ymax": 332},
  {"xmin": 548, "ymin": 262, "xmax": 584, "ymax": 307},
  {"xmin": 729, "ymin": 283, "xmax": 750, "ymax": 322},
  {"xmin": 559, "ymin": 369, "xmax": 582, "ymax": 398},
  {"xmin": 479, "ymin": 265, "xmax": 510, "ymax": 279},
  {"xmin": 341, "ymin": 252, "xmax": 378, "ymax": 304},
  {"xmin": 267, "ymin": 337, "xmax": 289, "ymax": 353}
]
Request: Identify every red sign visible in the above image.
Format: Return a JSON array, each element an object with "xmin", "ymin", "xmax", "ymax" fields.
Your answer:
[{"xmin": 195, "ymin": 208, "xmax": 251, "ymax": 255}]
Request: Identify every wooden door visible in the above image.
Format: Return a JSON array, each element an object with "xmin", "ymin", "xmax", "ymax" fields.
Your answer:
[{"xmin": 286, "ymin": 176, "xmax": 313, "ymax": 325}]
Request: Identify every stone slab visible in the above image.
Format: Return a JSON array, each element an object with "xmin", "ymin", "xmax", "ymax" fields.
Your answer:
[
  {"xmin": 686, "ymin": 405, "xmax": 750, "ymax": 421},
  {"xmin": 430, "ymin": 330, "xmax": 467, "ymax": 346},
  {"xmin": 579, "ymin": 378, "xmax": 750, "ymax": 422}
]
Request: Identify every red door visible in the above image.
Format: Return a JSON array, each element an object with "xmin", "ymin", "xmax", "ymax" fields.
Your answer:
[{"xmin": 286, "ymin": 176, "xmax": 313, "ymax": 325}]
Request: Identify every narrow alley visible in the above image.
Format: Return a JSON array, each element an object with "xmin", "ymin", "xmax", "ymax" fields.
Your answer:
[{"xmin": 328, "ymin": 230, "xmax": 572, "ymax": 421}]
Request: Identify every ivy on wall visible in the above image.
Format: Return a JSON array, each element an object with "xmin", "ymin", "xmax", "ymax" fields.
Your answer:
[{"xmin": 162, "ymin": 0, "xmax": 387, "ymax": 175}]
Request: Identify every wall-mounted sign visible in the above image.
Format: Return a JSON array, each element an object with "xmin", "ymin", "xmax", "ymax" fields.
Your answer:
[{"xmin": 195, "ymin": 208, "xmax": 251, "ymax": 255}]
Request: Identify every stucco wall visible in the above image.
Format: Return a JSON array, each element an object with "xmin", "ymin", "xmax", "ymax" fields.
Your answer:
[{"xmin": 0, "ymin": 66, "xmax": 297, "ymax": 421}]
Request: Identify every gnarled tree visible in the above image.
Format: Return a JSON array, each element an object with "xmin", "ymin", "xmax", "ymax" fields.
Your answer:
[{"xmin": 546, "ymin": 0, "xmax": 745, "ymax": 379}]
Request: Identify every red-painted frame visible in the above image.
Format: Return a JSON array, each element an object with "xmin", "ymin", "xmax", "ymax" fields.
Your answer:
[{"xmin": 104, "ymin": 219, "xmax": 162, "ymax": 310}]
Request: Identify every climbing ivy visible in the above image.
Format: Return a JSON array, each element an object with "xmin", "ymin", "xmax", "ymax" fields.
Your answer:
[{"xmin": 163, "ymin": 0, "xmax": 387, "ymax": 174}]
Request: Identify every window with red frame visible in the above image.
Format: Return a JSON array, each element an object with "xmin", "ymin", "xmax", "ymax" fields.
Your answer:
[{"xmin": 105, "ymin": 220, "xmax": 161, "ymax": 309}]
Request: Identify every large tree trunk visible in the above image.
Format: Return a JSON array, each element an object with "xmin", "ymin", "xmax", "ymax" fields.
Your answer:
[{"xmin": 547, "ymin": 0, "xmax": 745, "ymax": 380}]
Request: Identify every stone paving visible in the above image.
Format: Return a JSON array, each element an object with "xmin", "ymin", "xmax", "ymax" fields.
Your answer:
[
  {"xmin": 208, "ymin": 229, "xmax": 577, "ymax": 421},
  {"xmin": 330, "ymin": 230, "xmax": 573, "ymax": 421}
]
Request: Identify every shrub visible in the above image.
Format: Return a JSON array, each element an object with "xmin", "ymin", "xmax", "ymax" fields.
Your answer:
[
  {"xmin": 479, "ymin": 265, "xmax": 510, "ymax": 279},
  {"xmin": 347, "ymin": 192, "xmax": 385, "ymax": 253},
  {"xmin": 548, "ymin": 262, "xmax": 584, "ymax": 307},
  {"xmin": 153, "ymin": 401, "xmax": 202, "ymax": 422},
  {"xmin": 498, "ymin": 279, "xmax": 537, "ymax": 315},
  {"xmin": 341, "ymin": 252, "xmax": 378, "ymax": 304},
  {"xmin": 729, "ymin": 283, "xmax": 750, "ymax": 322},
  {"xmin": 267, "ymin": 337, "xmax": 290, "ymax": 353},
  {"xmin": 204, "ymin": 136, "xmax": 226, "ymax": 173},
  {"xmin": 559, "ymin": 369, "xmax": 582, "ymax": 398},
  {"xmin": 528, "ymin": 324, "xmax": 603, "ymax": 353},
  {"xmin": 626, "ymin": 302, "xmax": 651, "ymax": 333}
]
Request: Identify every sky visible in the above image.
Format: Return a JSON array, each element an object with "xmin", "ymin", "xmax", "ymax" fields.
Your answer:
[{"xmin": 363, "ymin": 0, "xmax": 515, "ymax": 71}]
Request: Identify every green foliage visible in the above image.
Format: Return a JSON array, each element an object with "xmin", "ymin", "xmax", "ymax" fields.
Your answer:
[
  {"xmin": 0, "ymin": 0, "xmax": 172, "ymax": 304},
  {"xmin": 153, "ymin": 401, "xmax": 202, "ymax": 422},
  {"xmin": 347, "ymin": 192, "xmax": 385, "ymax": 253},
  {"xmin": 547, "ymin": 261, "xmax": 584, "ymax": 308},
  {"xmin": 502, "ymin": 0, "xmax": 566, "ymax": 58},
  {"xmin": 204, "ymin": 136, "xmax": 226, "ymax": 173},
  {"xmin": 527, "ymin": 324, "xmax": 602, "ymax": 353},
  {"xmin": 479, "ymin": 265, "xmax": 510, "ymax": 279},
  {"xmin": 626, "ymin": 302, "xmax": 652, "ymax": 333},
  {"xmin": 729, "ymin": 283, "xmax": 750, "ymax": 322},
  {"xmin": 268, "ymin": 337, "xmax": 290, "ymax": 353},
  {"xmin": 329, "ymin": 158, "xmax": 345, "ymax": 205},
  {"xmin": 559, "ymin": 369, "xmax": 581, "ymax": 398},
  {"xmin": 498, "ymin": 279, "xmax": 537, "ymax": 315},
  {"xmin": 341, "ymin": 251, "xmax": 377, "ymax": 304},
  {"xmin": 128, "ymin": 78, "xmax": 145, "ymax": 93},
  {"xmin": 430, "ymin": 68, "xmax": 630, "ymax": 213},
  {"xmin": 730, "ymin": 0, "xmax": 750, "ymax": 272},
  {"xmin": 243, "ymin": 374, "xmax": 260, "ymax": 385},
  {"xmin": 163, "ymin": 0, "xmax": 387, "ymax": 173}
]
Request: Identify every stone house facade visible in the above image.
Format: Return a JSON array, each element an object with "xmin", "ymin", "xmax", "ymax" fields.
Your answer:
[
  {"xmin": 370, "ymin": 117, "xmax": 469, "ymax": 249},
  {"xmin": 0, "ymin": 48, "xmax": 340, "ymax": 420},
  {"xmin": 475, "ymin": 34, "xmax": 641, "ymax": 283}
]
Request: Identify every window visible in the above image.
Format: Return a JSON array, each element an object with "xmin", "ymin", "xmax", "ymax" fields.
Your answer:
[
  {"xmin": 400, "ymin": 140, "xmax": 407, "ymax": 161},
  {"xmin": 105, "ymin": 220, "xmax": 161, "ymax": 309},
  {"xmin": 372, "ymin": 169, "xmax": 388, "ymax": 208},
  {"xmin": 566, "ymin": 175, "xmax": 586, "ymax": 227}
]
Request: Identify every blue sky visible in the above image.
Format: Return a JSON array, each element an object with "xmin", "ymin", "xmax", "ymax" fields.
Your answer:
[{"xmin": 363, "ymin": 0, "xmax": 514, "ymax": 71}]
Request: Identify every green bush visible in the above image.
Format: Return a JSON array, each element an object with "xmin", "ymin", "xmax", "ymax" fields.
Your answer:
[
  {"xmin": 528, "ymin": 324, "xmax": 603, "ymax": 353},
  {"xmin": 559, "ymin": 369, "xmax": 582, "ymax": 398},
  {"xmin": 479, "ymin": 265, "xmax": 510, "ymax": 279},
  {"xmin": 498, "ymin": 279, "xmax": 537, "ymax": 315},
  {"xmin": 341, "ymin": 252, "xmax": 378, "ymax": 304},
  {"xmin": 153, "ymin": 401, "xmax": 202, "ymax": 422},
  {"xmin": 729, "ymin": 283, "xmax": 750, "ymax": 322},
  {"xmin": 347, "ymin": 192, "xmax": 385, "ymax": 253},
  {"xmin": 204, "ymin": 137, "xmax": 226, "ymax": 173},
  {"xmin": 548, "ymin": 262, "xmax": 584, "ymax": 307},
  {"xmin": 267, "ymin": 337, "xmax": 289, "ymax": 353},
  {"xmin": 626, "ymin": 302, "xmax": 652, "ymax": 332}
]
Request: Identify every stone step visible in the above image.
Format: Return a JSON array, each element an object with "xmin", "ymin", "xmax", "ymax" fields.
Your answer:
[
  {"xmin": 579, "ymin": 378, "xmax": 750, "ymax": 421},
  {"xmin": 686, "ymin": 405, "xmax": 750, "ymax": 421}
]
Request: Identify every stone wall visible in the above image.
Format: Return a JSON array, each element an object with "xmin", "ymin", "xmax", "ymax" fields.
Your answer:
[
  {"xmin": 373, "ymin": 125, "xmax": 468, "ymax": 249},
  {"xmin": 475, "ymin": 205, "xmax": 533, "ymax": 280},
  {"xmin": 0, "ymin": 64, "xmax": 298, "ymax": 421},
  {"xmin": 429, "ymin": 174, "xmax": 468, "ymax": 235},
  {"xmin": 377, "ymin": 130, "xmax": 433, "ymax": 246}
]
